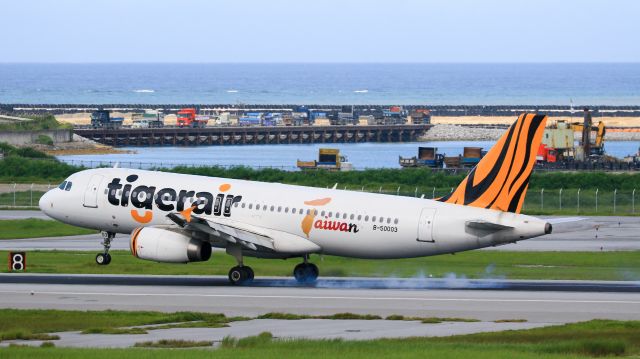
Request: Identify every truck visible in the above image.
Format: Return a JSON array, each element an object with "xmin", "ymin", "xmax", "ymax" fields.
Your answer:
[
  {"xmin": 239, "ymin": 112, "xmax": 263, "ymax": 126},
  {"xmin": 297, "ymin": 148, "xmax": 353, "ymax": 171},
  {"xmin": 399, "ymin": 147, "xmax": 444, "ymax": 168},
  {"xmin": 176, "ymin": 108, "xmax": 208, "ymax": 128},
  {"xmin": 131, "ymin": 110, "xmax": 165, "ymax": 128},
  {"xmin": 90, "ymin": 110, "xmax": 123, "ymax": 129},
  {"xmin": 443, "ymin": 147, "xmax": 486, "ymax": 168}
]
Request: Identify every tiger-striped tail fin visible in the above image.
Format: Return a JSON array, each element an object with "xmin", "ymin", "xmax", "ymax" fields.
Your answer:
[{"xmin": 438, "ymin": 113, "xmax": 547, "ymax": 213}]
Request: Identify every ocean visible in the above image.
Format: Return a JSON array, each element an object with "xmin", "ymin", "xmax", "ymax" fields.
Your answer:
[{"xmin": 1, "ymin": 63, "xmax": 639, "ymax": 105}]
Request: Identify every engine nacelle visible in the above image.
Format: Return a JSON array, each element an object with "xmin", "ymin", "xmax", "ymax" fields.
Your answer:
[{"xmin": 130, "ymin": 227, "xmax": 212, "ymax": 263}]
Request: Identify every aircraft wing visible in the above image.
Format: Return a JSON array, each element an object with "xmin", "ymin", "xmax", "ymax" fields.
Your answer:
[{"xmin": 166, "ymin": 207, "xmax": 320, "ymax": 254}]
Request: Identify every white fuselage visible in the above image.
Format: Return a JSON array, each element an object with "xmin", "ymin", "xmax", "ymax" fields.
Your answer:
[{"xmin": 39, "ymin": 168, "xmax": 549, "ymax": 259}]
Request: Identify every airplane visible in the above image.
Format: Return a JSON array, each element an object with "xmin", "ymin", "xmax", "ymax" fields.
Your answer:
[{"xmin": 39, "ymin": 113, "xmax": 553, "ymax": 285}]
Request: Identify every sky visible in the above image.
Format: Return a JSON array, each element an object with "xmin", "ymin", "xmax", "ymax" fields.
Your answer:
[{"xmin": 1, "ymin": 0, "xmax": 639, "ymax": 63}]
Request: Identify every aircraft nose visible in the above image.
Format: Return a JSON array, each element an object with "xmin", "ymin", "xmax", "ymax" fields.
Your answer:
[{"xmin": 39, "ymin": 190, "xmax": 53, "ymax": 215}]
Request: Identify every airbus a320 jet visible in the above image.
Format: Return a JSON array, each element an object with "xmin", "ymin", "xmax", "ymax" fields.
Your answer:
[{"xmin": 40, "ymin": 113, "xmax": 553, "ymax": 285}]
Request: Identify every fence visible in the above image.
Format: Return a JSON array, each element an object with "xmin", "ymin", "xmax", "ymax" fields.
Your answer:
[{"xmin": 1, "ymin": 183, "xmax": 637, "ymax": 215}]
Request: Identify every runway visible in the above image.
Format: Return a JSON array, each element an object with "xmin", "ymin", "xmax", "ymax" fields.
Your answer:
[
  {"xmin": 1, "ymin": 213, "xmax": 639, "ymax": 251},
  {"xmin": 1, "ymin": 274, "xmax": 639, "ymax": 323}
]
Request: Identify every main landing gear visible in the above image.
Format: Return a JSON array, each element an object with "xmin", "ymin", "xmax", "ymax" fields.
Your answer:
[
  {"xmin": 96, "ymin": 231, "xmax": 115, "ymax": 265},
  {"xmin": 293, "ymin": 256, "xmax": 319, "ymax": 284},
  {"xmin": 226, "ymin": 245, "xmax": 254, "ymax": 285},
  {"xmin": 225, "ymin": 246, "xmax": 320, "ymax": 285}
]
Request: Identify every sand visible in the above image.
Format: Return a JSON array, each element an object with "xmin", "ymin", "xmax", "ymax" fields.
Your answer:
[
  {"xmin": 56, "ymin": 113, "xmax": 640, "ymax": 128},
  {"xmin": 431, "ymin": 116, "xmax": 640, "ymax": 127}
]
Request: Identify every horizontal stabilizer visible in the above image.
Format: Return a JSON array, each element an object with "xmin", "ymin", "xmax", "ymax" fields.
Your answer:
[
  {"xmin": 545, "ymin": 217, "xmax": 585, "ymax": 224},
  {"xmin": 466, "ymin": 220, "xmax": 513, "ymax": 231}
]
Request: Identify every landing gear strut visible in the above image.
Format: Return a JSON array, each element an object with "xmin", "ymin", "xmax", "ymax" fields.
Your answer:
[
  {"xmin": 293, "ymin": 256, "xmax": 319, "ymax": 284},
  {"xmin": 96, "ymin": 231, "xmax": 115, "ymax": 265},
  {"xmin": 226, "ymin": 245, "xmax": 254, "ymax": 285}
]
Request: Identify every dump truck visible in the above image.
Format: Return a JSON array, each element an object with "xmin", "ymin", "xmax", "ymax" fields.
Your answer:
[
  {"xmin": 399, "ymin": 147, "xmax": 444, "ymax": 168},
  {"xmin": 443, "ymin": 147, "xmax": 486, "ymax": 168},
  {"xmin": 90, "ymin": 110, "xmax": 123, "ymax": 129},
  {"xmin": 131, "ymin": 110, "xmax": 165, "ymax": 128},
  {"xmin": 297, "ymin": 148, "xmax": 353, "ymax": 171},
  {"xmin": 177, "ymin": 108, "xmax": 208, "ymax": 128}
]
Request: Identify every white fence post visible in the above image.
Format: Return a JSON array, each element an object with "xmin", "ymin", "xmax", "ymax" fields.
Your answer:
[
  {"xmin": 559, "ymin": 188, "xmax": 563, "ymax": 210},
  {"xmin": 633, "ymin": 188, "xmax": 636, "ymax": 214},
  {"xmin": 12, "ymin": 183, "xmax": 16, "ymax": 207},
  {"xmin": 595, "ymin": 188, "xmax": 599, "ymax": 213},
  {"xmin": 577, "ymin": 188, "xmax": 581, "ymax": 213},
  {"xmin": 414, "ymin": 187, "xmax": 418, "ymax": 197},
  {"xmin": 30, "ymin": 183, "xmax": 34, "ymax": 207},
  {"xmin": 396, "ymin": 186, "xmax": 401, "ymax": 196},
  {"xmin": 432, "ymin": 187, "xmax": 436, "ymax": 199},
  {"xmin": 614, "ymin": 189, "xmax": 617, "ymax": 213},
  {"xmin": 540, "ymin": 188, "xmax": 544, "ymax": 210}
]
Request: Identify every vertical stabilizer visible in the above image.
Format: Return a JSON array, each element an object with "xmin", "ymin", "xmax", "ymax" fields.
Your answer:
[{"xmin": 438, "ymin": 113, "xmax": 547, "ymax": 213}]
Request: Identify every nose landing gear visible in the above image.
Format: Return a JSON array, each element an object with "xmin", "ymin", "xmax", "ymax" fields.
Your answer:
[{"xmin": 96, "ymin": 231, "xmax": 115, "ymax": 265}]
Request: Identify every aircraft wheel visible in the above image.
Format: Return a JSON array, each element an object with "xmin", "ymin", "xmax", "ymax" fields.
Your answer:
[
  {"xmin": 228, "ymin": 266, "xmax": 252, "ymax": 285},
  {"xmin": 244, "ymin": 266, "xmax": 255, "ymax": 280},
  {"xmin": 293, "ymin": 263, "xmax": 319, "ymax": 284},
  {"xmin": 95, "ymin": 253, "xmax": 110, "ymax": 266}
]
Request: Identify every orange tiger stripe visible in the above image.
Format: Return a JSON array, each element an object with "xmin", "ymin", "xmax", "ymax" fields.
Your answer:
[{"xmin": 438, "ymin": 113, "xmax": 547, "ymax": 214}]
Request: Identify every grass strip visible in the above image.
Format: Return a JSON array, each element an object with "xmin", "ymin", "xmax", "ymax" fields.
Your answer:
[
  {"xmin": 0, "ymin": 219, "xmax": 95, "ymax": 239},
  {"xmin": 3, "ymin": 249, "xmax": 639, "ymax": 281},
  {"xmin": 0, "ymin": 309, "xmax": 230, "ymax": 338},
  {"xmin": 2, "ymin": 320, "xmax": 640, "ymax": 358}
]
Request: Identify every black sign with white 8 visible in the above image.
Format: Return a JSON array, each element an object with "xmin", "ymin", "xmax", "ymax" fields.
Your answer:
[{"xmin": 9, "ymin": 252, "xmax": 26, "ymax": 272}]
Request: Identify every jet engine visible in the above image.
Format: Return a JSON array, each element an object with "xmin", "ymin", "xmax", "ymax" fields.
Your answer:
[{"xmin": 130, "ymin": 226, "xmax": 212, "ymax": 263}]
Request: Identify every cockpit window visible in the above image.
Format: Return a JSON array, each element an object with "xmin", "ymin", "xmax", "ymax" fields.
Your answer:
[
  {"xmin": 58, "ymin": 181, "xmax": 67, "ymax": 190},
  {"xmin": 65, "ymin": 182, "xmax": 73, "ymax": 191}
]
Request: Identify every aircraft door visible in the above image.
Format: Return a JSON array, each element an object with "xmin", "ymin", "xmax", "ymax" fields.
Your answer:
[
  {"xmin": 417, "ymin": 208, "xmax": 436, "ymax": 243},
  {"xmin": 83, "ymin": 174, "xmax": 104, "ymax": 208}
]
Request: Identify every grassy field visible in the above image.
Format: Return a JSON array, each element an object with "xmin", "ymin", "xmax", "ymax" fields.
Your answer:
[
  {"xmin": 2, "ymin": 318, "xmax": 640, "ymax": 358},
  {"xmin": 0, "ymin": 219, "xmax": 96, "ymax": 239},
  {"xmin": 2, "ymin": 249, "xmax": 639, "ymax": 281}
]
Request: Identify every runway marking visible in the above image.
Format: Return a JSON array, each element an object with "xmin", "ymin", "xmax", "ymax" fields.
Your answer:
[{"xmin": 1, "ymin": 290, "xmax": 640, "ymax": 305}]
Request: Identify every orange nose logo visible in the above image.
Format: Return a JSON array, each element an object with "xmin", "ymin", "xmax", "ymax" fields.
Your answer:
[{"xmin": 131, "ymin": 209, "xmax": 153, "ymax": 223}]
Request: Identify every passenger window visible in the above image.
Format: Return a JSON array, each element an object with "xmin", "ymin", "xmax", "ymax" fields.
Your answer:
[
  {"xmin": 379, "ymin": 217, "xmax": 384, "ymax": 223},
  {"xmin": 240, "ymin": 203, "xmax": 245, "ymax": 208},
  {"xmin": 58, "ymin": 181, "xmax": 67, "ymax": 190},
  {"xmin": 277, "ymin": 206, "xmax": 282, "ymax": 212},
  {"xmin": 350, "ymin": 214, "xmax": 354, "ymax": 220},
  {"xmin": 394, "ymin": 218, "xmax": 399, "ymax": 224},
  {"xmin": 321, "ymin": 211, "xmax": 325, "ymax": 217},
  {"xmin": 365, "ymin": 215, "xmax": 369, "ymax": 221},
  {"xmin": 387, "ymin": 218, "xmax": 391, "ymax": 224},
  {"xmin": 343, "ymin": 213, "xmax": 347, "ymax": 219},
  {"xmin": 372, "ymin": 216, "xmax": 376, "ymax": 222},
  {"xmin": 256, "ymin": 204, "xmax": 260, "ymax": 210},
  {"xmin": 357, "ymin": 215, "xmax": 362, "ymax": 220},
  {"xmin": 104, "ymin": 189, "xmax": 108, "ymax": 195},
  {"xmin": 306, "ymin": 209, "xmax": 310, "ymax": 215},
  {"xmin": 285, "ymin": 207, "xmax": 289, "ymax": 213},
  {"xmin": 292, "ymin": 207, "xmax": 296, "ymax": 213},
  {"xmin": 270, "ymin": 206, "xmax": 275, "ymax": 211},
  {"xmin": 249, "ymin": 204, "xmax": 253, "ymax": 209},
  {"xmin": 328, "ymin": 212, "xmax": 332, "ymax": 218},
  {"xmin": 335, "ymin": 212, "xmax": 340, "ymax": 218}
]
